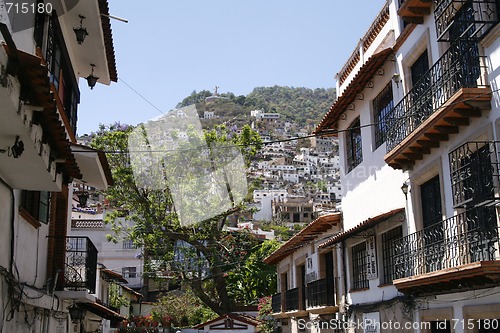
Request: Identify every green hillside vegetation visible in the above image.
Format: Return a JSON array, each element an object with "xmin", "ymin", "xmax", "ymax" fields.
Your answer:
[{"xmin": 176, "ymin": 86, "xmax": 336, "ymax": 128}]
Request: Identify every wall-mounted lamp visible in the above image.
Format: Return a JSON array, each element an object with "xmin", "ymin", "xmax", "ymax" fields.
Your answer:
[
  {"xmin": 86, "ymin": 64, "xmax": 99, "ymax": 89},
  {"xmin": 73, "ymin": 15, "xmax": 89, "ymax": 45},
  {"xmin": 392, "ymin": 74, "xmax": 401, "ymax": 88},
  {"xmin": 75, "ymin": 190, "xmax": 89, "ymax": 207},
  {"xmin": 401, "ymin": 182, "xmax": 409, "ymax": 200},
  {"xmin": 68, "ymin": 302, "xmax": 86, "ymax": 323},
  {"xmin": 1, "ymin": 136, "xmax": 24, "ymax": 158}
]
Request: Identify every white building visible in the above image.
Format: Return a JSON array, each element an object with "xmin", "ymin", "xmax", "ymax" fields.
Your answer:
[
  {"xmin": 264, "ymin": 214, "xmax": 342, "ymax": 333},
  {"xmin": 0, "ymin": 1, "xmax": 121, "ymax": 332},
  {"xmin": 253, "ymin": 189, "xmax": 288, "ymax": 221},
  {"xmin": 204, "ymin": 111, "xmax": 215, "ymax": 119},
  {"xmin": 315, "ymin": 0, "xmax": 500, "ymax": 331}
]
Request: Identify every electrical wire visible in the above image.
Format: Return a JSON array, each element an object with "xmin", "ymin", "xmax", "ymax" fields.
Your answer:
[{"xmin": 72, "ymin": 87, "xmax": 500, "ymax": 155}]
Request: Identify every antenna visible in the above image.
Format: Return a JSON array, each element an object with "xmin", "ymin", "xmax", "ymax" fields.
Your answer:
[{"xmin": 101, "ymin": 13, "xmax": 129, "ymax": 23}]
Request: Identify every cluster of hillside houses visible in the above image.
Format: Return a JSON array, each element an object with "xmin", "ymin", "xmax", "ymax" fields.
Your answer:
[{"xmin": 265, "ymin": 1, "xmax": 500, "ymax": 333}]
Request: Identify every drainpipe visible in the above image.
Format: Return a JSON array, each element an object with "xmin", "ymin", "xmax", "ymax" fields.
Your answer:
[
  {"xmin": 340, "ymin": 240, "xmax": 349, "ymax": 319},
  {"xmin": 0, "ymin": 176, "xmax": 15, "ymax": 274}
]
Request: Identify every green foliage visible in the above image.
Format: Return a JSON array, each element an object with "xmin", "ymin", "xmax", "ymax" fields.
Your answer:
[
  {"xmin": 90, "ymin": 123, "xmax": 270, "ymax": 315},
  {"xmin": 175, "ymin": 86, "xmax": 335, "ymax": 130},
  {"xmin": 152, "ymin": 288, "xmax": 217, "ymax": 327},
  {"xmin": 245, "ymin": 86, "xmax": 336, "ymax": 125},
  {"xmin": 109, "ymin": 283, "xmax": 130, "ymax": 309},
  {"xmin": 177, "ymin": 90, "xmax": 213, "ymax": 108},
  {"xmin": 225, "ymin": 239, "xmax": 281, "ymax": 305},
  {"xmin": 257, "ymin": 296, "xmax": 277, "ymax": 333}
]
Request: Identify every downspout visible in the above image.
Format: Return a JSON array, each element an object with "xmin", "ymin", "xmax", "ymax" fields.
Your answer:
[
  {"xmin": 0, "ymin": 176, "xmax": 15, "ymax": 274},
  {"xmin": 341, "ymin": 240, "xmax": 349, "ymax": 318}
]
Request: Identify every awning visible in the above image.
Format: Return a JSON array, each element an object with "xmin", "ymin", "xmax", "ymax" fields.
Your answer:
[
  {"xmin": 101, "ymin": 268, "xmax": 127, "ymax": 284},
  {"xmin": 120, "ymin": 284, "xmax": 143, "ymax": 300},
  {"xmin": 78, "ymin": 301, "xmax": 125, "ymax": 322},
  {"xmin": 315, "ymin": 48, "xmax": 393, "ymax": 135},
  {"xmin": 264, "ymin": 213, "xmax": 341, "ymax": 265},
  {"xmin": 71, "ymin": 143, "xmax": 113, "ymax": 189},
  {"xmin": 319, "ymin": 208, "xmax": 404, "ymax": 249}
]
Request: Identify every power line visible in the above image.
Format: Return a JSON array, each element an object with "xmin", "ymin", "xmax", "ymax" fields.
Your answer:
[
  {"xmin": 120, "ymin": 77, "xmax": 166, "ymax": 115},
  {"xmin": 74, "ymin": 87, "xmax": 499, "ymax": 155}
]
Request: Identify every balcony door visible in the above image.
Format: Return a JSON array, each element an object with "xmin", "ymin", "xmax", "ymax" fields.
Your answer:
[
  {"xmin": 464, "ymin": 145, "xmax": 498, "ymax": 262},
  {"xmin": 421, "ymin": 175, "xmax": 444, "ymax": 273},
  {"xmin": 449, "ymin": 1, "xmax": 481, "ymax": 89},
  {"xmin": 411, "ymin": 50, "xmax": 432, "ymax": 126}
]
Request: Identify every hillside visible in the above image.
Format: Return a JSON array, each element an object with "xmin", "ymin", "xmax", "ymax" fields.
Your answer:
[{"xmin": 176, "ymin": 86, "xmax": 336, "ymax": 128}]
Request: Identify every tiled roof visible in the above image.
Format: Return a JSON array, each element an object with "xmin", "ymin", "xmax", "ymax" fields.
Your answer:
[
  {"xmin": 315, "ymin": 48, "xmax": 393, "ymax": 135},
  {"xmin": 263, "ymin": 213, "xmax": 341, "ymax": 265},
  {"xmin": 98, "ymin": 0, "xmax": 118, "ymax": 82},
  {"xmin": 193, "ymin": 313, "xmax": 262, "ymax": 329},
  {"xmin": 319, "ymin": 208, "xmax": 404, "ymax": 249}
]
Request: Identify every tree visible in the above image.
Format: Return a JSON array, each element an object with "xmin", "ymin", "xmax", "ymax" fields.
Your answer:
[
  {"xmin": 90, "ymin": 121, "xmax": 264, "ymax": 315},
  {"xmin": 225, "ymin": 239, "xmax": 281, "ymax": 305},
  {"xmin": 151, "ymin": 287, "xmax": 217, "ymax": 327}
]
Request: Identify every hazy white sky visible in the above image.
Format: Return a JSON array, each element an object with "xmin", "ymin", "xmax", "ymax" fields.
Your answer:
[{"xmin": 77, "ymin": 0, "xmax": 387, "ymax": 135}]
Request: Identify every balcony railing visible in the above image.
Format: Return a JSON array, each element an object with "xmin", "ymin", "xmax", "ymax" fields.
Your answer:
[
  {"xmin": 285, "ymin": 288, "xmax": 299, "ymax": 312},
  {"xmin": 272, "ymin": 293, "xmax": 282, "ymax": 313},
  {"xmin": 449, "ymin": 141, "xmax": 500, "ymax": 207},
  {"xmin": 386, "ymin": 40, "xmax": 488, "ymax": 153},
  {"xmin": 306, "ymin": 277, "xmax": 335, "ymax": 308},
  {"xmin": 435, "ymin": 0, "xmax": 499, "ymax": 42},
  {"xmin": 64, "ymin": 237, "xmax": 98, "ymax": 293},
  {"xmin": 393, "ymin": 206, "xmax": 499, "ymax": 280}
]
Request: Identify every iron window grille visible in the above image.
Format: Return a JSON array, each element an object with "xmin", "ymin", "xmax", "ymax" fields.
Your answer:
[
  {"xmin": 351, "ymin": 242, "xmax": 368, "ymax": 290},
  {"xmin": 381, "ymin": 226, "xmax": 403, "ymax": 284},
  {"xmin": 373, "ymin": 82, "xmax": 394, "ymax": 149},
  {"xmin": 449, "ymin": 141, "xmax": 500, "ymax": 208},
  {"xmin": 346, "ymin": 118, "xmax": 363, "ymax": 172}
]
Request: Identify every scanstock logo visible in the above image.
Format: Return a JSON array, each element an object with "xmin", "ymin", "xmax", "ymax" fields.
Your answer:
[
  {"xmin": 128, "ymin": 105, "xmax": 248, "ymax": 227},
  {"xmin": 1, "ymin": 0, "xmax": 80, "ymax": 33}
]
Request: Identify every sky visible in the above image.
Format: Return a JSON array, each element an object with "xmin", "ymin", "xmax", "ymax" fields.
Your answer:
[{"xmin": 77, "ymin": 0, "xmax": 387, "ymax": 135}]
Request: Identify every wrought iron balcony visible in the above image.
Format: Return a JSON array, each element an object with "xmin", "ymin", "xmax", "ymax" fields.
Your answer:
[
  {"xmin": 435, "ymin": 0, "xmax": 499, "ymax": 42},
  {"xmin": 64, "ymin": 237, "xmax": 98, "ymax": 294},
  {"xmin": 449, "ymin": 141, "xmax": 500, "ymax": 208},
  {"xmin": 272, "ymin": 293, "xmax": 282, "ymax": 313},
  {"xmin": 306, "ymin": 277, "xmax": 335, "ymax": 308},
  {"xmin": 285, "ymin": 287, "xmax": 300, "ymax": 312},
  {"xmin": 385, "ymin": 41, "xmax": 490, "ymax": 170},
  {"xmin": 393, "ymin": 206, "xmax": 500, "ymax": 295},
  {"xmin": 398, "ymin": 0, "xmax": 433, "ymax": 24}
]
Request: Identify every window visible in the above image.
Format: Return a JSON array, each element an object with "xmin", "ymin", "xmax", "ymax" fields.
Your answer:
[
  {"xmin": 351, "ymin": 242, "xmax": 368, "ymax": 290},
  {"xmin": 421, "ymin": 175, "xmax": 444, "ymax": 272},
  {"xmin": 20, "ymin": 191, "xmax": 51, "ymax": 224},
  {"xmin": 421, "ymin": 175, "xmax": 442, "ymax": 228},
  {"xmin": 450, "ymin": 143, "xmax": 495, "ymax": 207},
  {"xmin": 346, "ymin": 118, "xmax": 362, "ymax": 172},
  {"xmin": 410, "ymin": 50, "xmax": 432, "ymax": 125},
  {"xmin": 123, "ymin": 240, "xmax": 136, "ymax": 249},
  {"xmin": 381, "ymin": 226, "xmax": 402, "ymax": 284},
  {"xmin": 373, "ymin": 82, "xmax": 394, "ymax": 148},
  {"xmin": 122, "ymin": 267, "xmax": 137, "ymax": 278}
]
